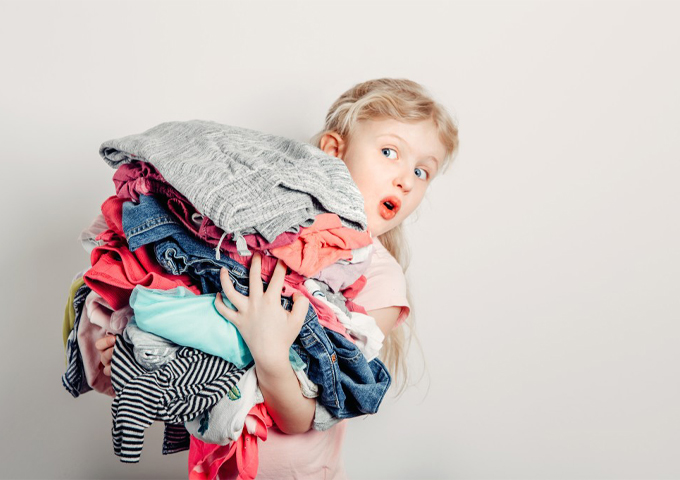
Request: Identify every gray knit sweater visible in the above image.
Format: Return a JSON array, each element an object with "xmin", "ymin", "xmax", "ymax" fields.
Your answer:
[{"xmin": 99, "ymin": 120, "xmax": 367, "ymax": 247}]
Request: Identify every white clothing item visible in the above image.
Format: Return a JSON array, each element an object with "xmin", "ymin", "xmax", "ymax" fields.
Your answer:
[
  {"xmin": 78, "ymin": 213, "xmax": 108, "ymax": 253},
  {"xmin": 313, "ymin": 402, "xmax": 342, "ymax": 431},
  {"xmin": 244, "ymin": 415, "xmax": 259, "ymax": 436},
  {"xmin": 346, "ymin": 245, "xmax": 373, "ymax": 263},
  {"xmin": 348, "ymin": 244, "xmax": 373, "ymax": 264},
  {"xmin": 304, "ymin": 279, "xmax": 384, "ymax": 362},
  {"xmin": 294, "ymin": 366, "xmax": 319, "ymax": 399},
  {"xmin": 85, "ymin": 291, "xmax": 133, "ymax": 335},
  {"xmin": 185, "ymin": 366, "xmax": 260, "ymax": 445},
  {"xmin": 123, "ymin": 318, "xmax": 180, "ymax": 371}
]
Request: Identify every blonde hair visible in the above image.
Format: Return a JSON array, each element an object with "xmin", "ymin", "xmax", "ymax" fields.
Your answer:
[{"xmin": 311, "ymin": 78, "xmax": 459, "ymax": 393}]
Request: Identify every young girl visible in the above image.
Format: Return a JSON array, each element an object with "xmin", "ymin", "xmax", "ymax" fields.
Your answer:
[{"xmin": 95, "ymin": 78, "xmax": 459, "ymax": 479}]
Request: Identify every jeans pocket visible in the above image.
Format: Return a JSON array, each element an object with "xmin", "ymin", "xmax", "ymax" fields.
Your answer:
[{"xmin": 157, "ymin": 245, "xmax": 189, "ymax": 275}]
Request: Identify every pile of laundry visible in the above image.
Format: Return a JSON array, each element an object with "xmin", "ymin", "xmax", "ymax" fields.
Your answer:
[{"xmin": 61, "ymin": 120, "xmax": 391, "ymax": 479}]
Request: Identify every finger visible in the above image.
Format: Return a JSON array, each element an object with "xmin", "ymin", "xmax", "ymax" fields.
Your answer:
[
  {"xmin": 215, "ymin": 292, "xmax": 240, "ymax": 325},
  {"xmin": 101, "ymin": 345, "xmax": 114, "ymax": 366},
  {"xmin": 103, "ymin": 365, "xmax": 111, "ymax": 376},
  {"xmin": 249, "ymin": 252, "xmax": 264, "ymax": 297},
  {"xmin": 289, "ymin": 294, "xmax": 310, "ymax": 329},
  {"xmin": 95, "ymin": 334, "xmax": 116, "ymax": 352},
  {"xmin": 220, "ymin": 267, "xmax": 247, "ymax": 311},
  {"xmin": 266, "ymin": 259, "xmax": 287, "ymax": 297}
]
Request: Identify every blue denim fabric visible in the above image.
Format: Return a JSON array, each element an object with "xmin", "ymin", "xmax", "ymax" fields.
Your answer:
[
  {"xmin": 292, "ymin": 309, "xmax": 391, "ymax": 419},
  {"xmin": 122, "ymin": 194, "xmax": 250, "ymax": 296},
  {"xmin": 122, "ymin": 194, "xmax": 391, "ymax": 418}
]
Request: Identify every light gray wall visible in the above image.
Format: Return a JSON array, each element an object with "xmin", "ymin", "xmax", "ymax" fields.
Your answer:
[{"xmin": 0, "ymin": 1, "xmax": 678, "ymax": 479}]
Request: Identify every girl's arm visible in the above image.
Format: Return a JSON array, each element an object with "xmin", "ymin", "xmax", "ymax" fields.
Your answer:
[
  {"xmin": 215, "ymin": 253, "xmax": 315, "ymax": 434},
  {"xmin": 250, "ymin": 352, "xmax": 316, "ymax": 434},
  {"xmin": 368, "ymin": 306, "xmax": 402, "ymax": 337}
]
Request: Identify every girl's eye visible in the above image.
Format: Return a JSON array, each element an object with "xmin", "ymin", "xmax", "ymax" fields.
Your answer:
[
  {"xmin": 381, "ymin": 148, "xmax": 398, "ymax": 159},
  {"xmin": 414, "ymin": 167, "xmax": 429, "ymax": 180}
]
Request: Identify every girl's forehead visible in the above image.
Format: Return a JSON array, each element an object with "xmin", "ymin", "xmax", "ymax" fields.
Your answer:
[
  {"xmin": 359, "ymin": 117, "xmax": 440, "ymax": 141},
  {"xmin": 359, "ymin": 116, "xmax": 433, "ymax": 131},
  {"xmin": 358, "ymin": 118, "xmax": 445, "ymax": 160}
]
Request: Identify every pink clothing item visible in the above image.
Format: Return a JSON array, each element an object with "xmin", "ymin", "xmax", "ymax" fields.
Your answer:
[
  {"xmin": 79, "ymin": 212, "xmax": 109, "ymax": 254},
  {"xmin": 312, "ymin": 256, "xmax": 371, "ymax": 293},
  {"xmin": 254, "ymin": 422, "xmax": 348, "ymax": 480},
  {"xmin": 189, "ymin": 403, "xmax": 272, "ymax": 480},
  {"xmin": 226, "ymin": 252, "xmax": 351, "ymax": 340},
  {"xmin": 76, "ymin": 291, "xmax": 133, "ymax": 397},
  {"xmin": 353, "ymin": 237, "xmax": 410, "ymax": 326},
  {"xmin": 269, "ymin": 213, "xmax": 372, "ymax": 278},
  {"xmin": 113, "ymin": 161, "xmax": 189, "ymax": 203},
  {"xmin": 83, "ymin": 196, "xmax": 201, "ymax": 310}
]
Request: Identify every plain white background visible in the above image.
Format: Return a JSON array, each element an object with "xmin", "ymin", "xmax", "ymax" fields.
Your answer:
[{"xmin": 0, "ymin": 1, "xmax": 678, "ymax": 479}]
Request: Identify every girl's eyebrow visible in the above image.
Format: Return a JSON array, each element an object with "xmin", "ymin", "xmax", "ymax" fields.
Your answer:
[
  {"xmin": 378, "ymin": 133, "xmax": 407, "ymax": 145},
  {"xmin": 378, "ymin": 133, "xmax": 442, "ymax": 165}
]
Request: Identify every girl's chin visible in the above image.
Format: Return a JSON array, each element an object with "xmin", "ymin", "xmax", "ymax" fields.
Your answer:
[{"xmin": 367, "ymin": 218, "xmax": 393, "ymax": 237}]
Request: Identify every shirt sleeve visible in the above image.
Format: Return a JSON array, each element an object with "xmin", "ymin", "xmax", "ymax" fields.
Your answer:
[{"xmin": 352, "ymin": 237, "xmax": 410, "ymax": 328}]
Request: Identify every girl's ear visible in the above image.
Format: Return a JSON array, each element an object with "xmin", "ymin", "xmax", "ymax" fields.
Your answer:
[{"xmin": 319, "ymin": 132, "xmax": 346, "ymax": 160}]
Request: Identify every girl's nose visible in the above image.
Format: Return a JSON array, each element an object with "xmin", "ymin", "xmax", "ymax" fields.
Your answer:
[{"xmin": 394, "ymin": 167, "xmax": 414, "ymax": 193}]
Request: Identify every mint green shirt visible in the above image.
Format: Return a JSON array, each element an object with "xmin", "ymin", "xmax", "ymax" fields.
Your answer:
[
  {"xmin": 130, "ymin": 285, "xmax": 306, "ymax": 371},
  {"xmin": 130, "ymin": 285, "xmax": 253, "ymax": 368}
]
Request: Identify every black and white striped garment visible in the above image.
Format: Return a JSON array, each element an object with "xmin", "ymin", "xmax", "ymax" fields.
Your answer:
[
  {"xmin": 110, "ymin": 335, "xmax": 245, "ymax": 463},
  {"xmin": 62, "ymin": 283, "xmax": 92, "ymax": 398},
  {"xmin": 162, "ymin": 422, "xmax": 190, "ymax": 455}
]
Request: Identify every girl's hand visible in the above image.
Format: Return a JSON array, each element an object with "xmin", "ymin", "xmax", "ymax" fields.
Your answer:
[
  {"xmin": 214, "ymin": 253, "xmax": 310, "ymax": 372},
  {"xmin": 94, "ymin": 334, "xmax": 116, "ymax": 376}
]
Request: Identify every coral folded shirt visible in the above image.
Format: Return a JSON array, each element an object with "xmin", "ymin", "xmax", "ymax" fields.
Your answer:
[{"xmin": 269, "ymin": 213, "xmax": 372, "ymax": 278}]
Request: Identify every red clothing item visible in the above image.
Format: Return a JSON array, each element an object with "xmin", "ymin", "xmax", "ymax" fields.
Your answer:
[
  {"xmin": 269, "ymin": 213, "xmax": 372, "ymax": 278},
  {"xmin": 83, "ymin": 196, "xmax": 200, "ymax": 310},
  {"xmin": 188, "ymin": 403, "xmax": 272, "ymax": 480},
  {"xmin": 341, "ymin": 275, "xmax": 369, "ymax": 315},
  {"xmin": 99, "ymin": 195, "xmax": 126, "ymax": 237},
  {"xmin": 113, "ymin": 161, "xmax": 189, "ymax": 204},
  {"xmin": 341, "ymin": 275, "xmax": 367, "ymax": 301}
]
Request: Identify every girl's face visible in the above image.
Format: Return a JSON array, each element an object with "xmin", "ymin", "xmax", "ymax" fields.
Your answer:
[{"xmin": 322, "ymin": 118, "xmax": 446, "ymax": 237}]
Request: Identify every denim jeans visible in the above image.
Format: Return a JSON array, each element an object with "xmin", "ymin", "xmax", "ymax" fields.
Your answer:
[
  {"xmin": 292, "ymin": 309, "xmax": 391, "ymax": 419},
  {"xmin": 122, "ymin": 194, "xmax": 391, "ymax": 418},
  {"xmin": 122, "ymin": 194, "xmax": 250, "ymax": 296}
]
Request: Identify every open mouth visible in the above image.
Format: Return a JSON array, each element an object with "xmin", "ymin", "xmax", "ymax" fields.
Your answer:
[{"xmin": 379, "ymin": 196, "xmax": 401, "ymax": 220}]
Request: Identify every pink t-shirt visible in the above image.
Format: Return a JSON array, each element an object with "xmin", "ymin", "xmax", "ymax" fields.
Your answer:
[
  {"xmin": 353, "ymin": 236, "xmax": 410, "ymax": 327},
  {"xmin": 254, "ymin": 237, "xmax": 410, "ymax": 479}
]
